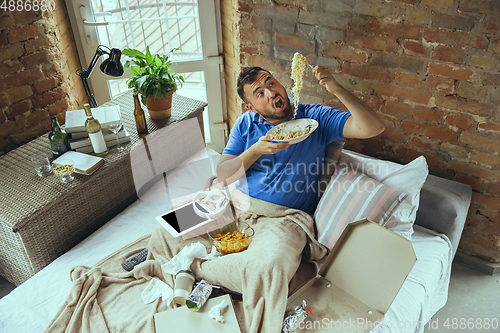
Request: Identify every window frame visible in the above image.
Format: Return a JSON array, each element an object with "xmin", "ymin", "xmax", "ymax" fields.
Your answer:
[{"xmin": 65, "ymin": 0, "xmax": 227, "ymax": 151}]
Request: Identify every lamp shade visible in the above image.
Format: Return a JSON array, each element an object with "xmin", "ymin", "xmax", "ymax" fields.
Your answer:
[{"xmin": 100, "ymin": 48, "xmax": 124, "ymax": 77}]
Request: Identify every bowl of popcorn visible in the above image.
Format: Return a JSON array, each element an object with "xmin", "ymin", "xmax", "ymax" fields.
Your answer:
[
  {"xmin": 207, "ymin": 222, "xmax": 254, "ymax": 254},
  {"xmin": 52, "ymin": 159, "xmax": 75, "ymax": 183}
]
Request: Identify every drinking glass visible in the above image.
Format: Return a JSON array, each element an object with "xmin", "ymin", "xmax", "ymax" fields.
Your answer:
[
  {"xmin": 52, "ymin": 159, "xmax": 75, "ymax": 183},
  {"xmin": 106, "ymin": 108, "xmax": 126, "ymax": 152},
  {"xmin": 31, "ymin": 154, "xmax": 52, "ymax": 177}
]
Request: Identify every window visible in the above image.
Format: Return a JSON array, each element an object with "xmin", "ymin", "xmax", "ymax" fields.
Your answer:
[{"xmin": 66, "ymin": 0, "xmax": 227, "ymax": 151}]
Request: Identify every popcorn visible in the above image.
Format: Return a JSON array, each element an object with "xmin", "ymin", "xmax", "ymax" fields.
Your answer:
[{"xmin": 53, "ymin": 164, "xmax": 74, "ymax": 177}]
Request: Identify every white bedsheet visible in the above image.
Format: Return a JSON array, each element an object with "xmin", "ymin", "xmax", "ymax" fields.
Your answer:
[
  {"xmin": 370, "ymin": 225, "xmax": 452, "ymax": 333},
  {"xmin": 0, "ymin": 219, "xmax": 452, "ymax": 333},
  {"xmin": 0, "ymin": 147, "xmax": 219, "ymax": 333},
  {"xmin": 0, "ymin": 197, "xmax": 160, "ymax": 333}
]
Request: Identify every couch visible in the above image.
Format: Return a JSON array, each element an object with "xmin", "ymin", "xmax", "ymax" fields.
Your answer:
[{"xmin": 0, "ymin": 128, "xmax": 472, "ymax": 333}]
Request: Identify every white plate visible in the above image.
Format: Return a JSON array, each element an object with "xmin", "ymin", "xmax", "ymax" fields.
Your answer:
[{"xmin": 266, "ymin": 118, "xmax": 318, "ymax": 144}]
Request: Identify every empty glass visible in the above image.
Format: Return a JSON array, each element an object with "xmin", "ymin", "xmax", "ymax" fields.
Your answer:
[
  {"xmin": 31, "ymin": 154, "xmax": 52, "ymax": 177},
  {"xmin": 106, "ymin": 107, "xmax": 126, "ymax": 152},
  {"xmin": 52, "ymin": 159, "xmax": 75, "ymax": 183}
]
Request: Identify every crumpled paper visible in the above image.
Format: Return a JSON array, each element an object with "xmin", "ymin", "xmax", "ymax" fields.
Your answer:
[
  {"xmin": 161, "ymin": 242, "xmax": 219, "ymax": 276},
  {"xmin": 141, "ymin": 277, "xmax": 174, "ymax": 305},
  {"xmin": 208, "ymin": 299, "xmax": 229, "ymax": 323}
]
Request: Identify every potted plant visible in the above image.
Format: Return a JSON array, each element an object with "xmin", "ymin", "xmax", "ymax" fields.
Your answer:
[{"xmin": 122, "ymin": 47, "xmax": 184, "ymax": 119}]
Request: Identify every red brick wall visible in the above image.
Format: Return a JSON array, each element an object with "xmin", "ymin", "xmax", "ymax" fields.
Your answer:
[
  {"xmin": 221, "ymin": 0, "xmax": 500, "ymax": 262},
  {"xmin": 0, "ymin": 0, "xmax": 86, "ymax": 155},
  {"xmin": 221, "ymin": 0, "xmax": 242, "ymax": 128}
]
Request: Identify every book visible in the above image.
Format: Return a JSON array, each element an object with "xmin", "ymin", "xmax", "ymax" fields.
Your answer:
[
  {"xmin": 69, "ymin": 128, "xmax": 129, "ymax": 149},
  {"xmin": 68, "ymin": 128, "xmax": 115, "ymax": 140},
  {"xmin": 65, "ymin": 105, "xmax": 121, "ymax": 133},
  {"xmin": 74, "ymin": 134, "xmax": 131, "ymax": 154},
  {"xmin": 53, "ymin": 151, "xmax": 104, "ymax": 175},
  {"xmin": 153, "ymin": 294, "xmax": 241, "ymax": 333}
]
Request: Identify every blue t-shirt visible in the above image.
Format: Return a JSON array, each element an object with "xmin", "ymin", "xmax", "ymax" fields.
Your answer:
[{"xmin": 223, "ymin": 102, "xmax": 351, "ymax": 215}]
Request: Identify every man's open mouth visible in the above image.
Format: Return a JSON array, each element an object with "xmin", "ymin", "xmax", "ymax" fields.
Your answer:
[{"xmin": 274, "ymin": 96, "xmax": 285, "ymax": 110}]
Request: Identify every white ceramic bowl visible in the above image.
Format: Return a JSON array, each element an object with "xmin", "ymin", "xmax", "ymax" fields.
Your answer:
[{"xmin": 266, "ymin": 118, "xmax": 318, "ymax": 144}]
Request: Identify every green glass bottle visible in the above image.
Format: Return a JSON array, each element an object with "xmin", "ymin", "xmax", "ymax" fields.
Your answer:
[{"xmin": 48, "ymin": 115, "xmax": 71, "ymax": 157}]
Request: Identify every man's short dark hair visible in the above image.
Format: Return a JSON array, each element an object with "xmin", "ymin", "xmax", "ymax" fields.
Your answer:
[{"xmin": 237, "ymin": 66, "xmax": 271, "ymax": 104}]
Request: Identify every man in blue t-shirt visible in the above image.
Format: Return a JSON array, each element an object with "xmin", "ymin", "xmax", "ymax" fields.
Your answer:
[
  {"xmin": 217, "ymin": 65, "xmax": 385, "ymax": 215},
  {"xmin": 200, "ymin": 65, "xmax": 385, "ymax": 333}
]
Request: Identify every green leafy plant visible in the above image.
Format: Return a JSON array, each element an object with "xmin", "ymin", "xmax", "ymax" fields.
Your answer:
[{"xmin": 122, "ymin": 47, "xmax": 184, "ymax": 105}]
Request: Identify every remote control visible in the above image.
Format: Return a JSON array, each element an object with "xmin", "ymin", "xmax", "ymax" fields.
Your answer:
[{"xmin": 121, "ymin": 248, "xmax": 148, "ymax": 271}]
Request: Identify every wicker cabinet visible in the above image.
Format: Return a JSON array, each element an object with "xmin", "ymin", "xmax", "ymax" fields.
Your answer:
[{"xmin": 0, "ymin": 92, "xmax": 206, "ymax": 285}]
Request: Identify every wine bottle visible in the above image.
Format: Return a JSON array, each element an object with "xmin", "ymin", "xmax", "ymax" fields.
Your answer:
[
  {"xmin": 83, "ymin": 103, "xmax": 109, "ymax": 157},
  {"xmin": 133, "ymin": 93, "xmax": 148, "ymax": 136},
  {"xmin": 48, "ymin": 115, "xmax": 71, "ymax": 157}
]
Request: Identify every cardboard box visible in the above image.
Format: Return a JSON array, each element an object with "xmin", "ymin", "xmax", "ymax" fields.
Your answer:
[
  {"xmin": 287, "ymin": 219, "xmax": 416, "ymax": 332},
  {"xmin": 153, "ymin": 294, "xmax": 241, "ymax": 332}
]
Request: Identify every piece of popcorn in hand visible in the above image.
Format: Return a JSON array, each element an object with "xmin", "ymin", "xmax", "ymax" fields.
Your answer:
[{"xmin": 208, "ymin": 299, "xmax": 229, "ymax": 323}]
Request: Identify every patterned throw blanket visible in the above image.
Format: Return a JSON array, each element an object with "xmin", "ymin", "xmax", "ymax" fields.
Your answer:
[{"xmin": 44, "ymin": 190, "xmax": 327, "ymax": 333}]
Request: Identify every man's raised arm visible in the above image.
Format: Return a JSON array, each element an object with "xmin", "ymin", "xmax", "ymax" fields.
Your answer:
[{"xmin": 312, "ymin": 66, "xmax": 385, "ymax": 139}]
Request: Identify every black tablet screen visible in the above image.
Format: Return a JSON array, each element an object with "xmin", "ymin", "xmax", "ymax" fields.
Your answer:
[{"xmin": 160, "ymin": 204, "xmax": 208, "ymax": 233}]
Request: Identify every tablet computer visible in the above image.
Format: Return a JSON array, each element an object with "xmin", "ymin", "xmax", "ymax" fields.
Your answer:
[{"xmin": 156, "ymin": 201, "xmax": 235, "ymax": 240}]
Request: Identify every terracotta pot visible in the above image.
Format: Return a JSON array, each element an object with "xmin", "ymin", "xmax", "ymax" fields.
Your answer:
[{"xmin": 146, "ymin": 90, "xmax": 174, "ymax": 119}]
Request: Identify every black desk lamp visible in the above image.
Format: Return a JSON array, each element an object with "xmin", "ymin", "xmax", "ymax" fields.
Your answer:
[{"xmin": 76, "ymin": 45, "xmax": 124, "ymax": 108}]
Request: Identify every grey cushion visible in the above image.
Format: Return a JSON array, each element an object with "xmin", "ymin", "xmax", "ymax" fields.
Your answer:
[{"xmin": 414, "ymin": 174, "xmax": 472, "ymax": 257}]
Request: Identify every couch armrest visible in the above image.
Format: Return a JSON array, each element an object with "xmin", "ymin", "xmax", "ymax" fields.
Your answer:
[{"xmin": 415, "ymin": 174, "xmax": 472, "ymax": 258}]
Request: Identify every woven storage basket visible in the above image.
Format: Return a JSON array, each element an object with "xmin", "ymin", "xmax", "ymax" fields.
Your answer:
[{"xmin": 0, "ymin": 92, "xmax": 206, "ymax": 285}]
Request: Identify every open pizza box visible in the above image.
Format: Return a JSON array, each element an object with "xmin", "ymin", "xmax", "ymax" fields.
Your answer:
[
  {"xmin": 287, "ymin": 218, "xmax": 417, "ymax": 332},
  {"xmin": 154, "ymin": 294, "xmax": 241, "ymax": 332}
]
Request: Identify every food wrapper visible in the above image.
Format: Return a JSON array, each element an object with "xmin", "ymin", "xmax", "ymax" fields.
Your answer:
[
  {"xmin": 185, "ymin": 279, "xmax": 213, "ymax": 311},
  {"xmin": 283, "ymin": 300, "xmax": 311, "ymax": 332}
]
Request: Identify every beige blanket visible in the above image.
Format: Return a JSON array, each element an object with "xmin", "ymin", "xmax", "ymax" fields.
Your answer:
[{"xmin": 45, "ymin": 190, "xmax": 327, "ymax": 333}]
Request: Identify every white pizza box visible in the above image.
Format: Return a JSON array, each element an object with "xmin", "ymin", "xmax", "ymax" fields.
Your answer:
[
  {"xmin": 153, "ymin": 294, "xmax": 241, "ymax": 332},
  {"xmin": 287, "ymin": 219, "xmax": 417, "ymax": 333}
]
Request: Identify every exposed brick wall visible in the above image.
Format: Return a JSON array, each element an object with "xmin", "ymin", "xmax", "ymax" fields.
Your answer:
[
  {"xmin": 0, "ymin": 0, "xmax": 86, "ymax": 155},
  {"xmin": 221, "ymin": 0, "xmax": 500, "ymax": 262},
  {"xmin": 221, "ymin": 0, "xmax": 242, "ymax": 128}
]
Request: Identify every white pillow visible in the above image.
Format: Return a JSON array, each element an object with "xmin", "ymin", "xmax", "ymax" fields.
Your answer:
[
  {"xmin": 314, "ymin": 167, "xmax": 408, "ymax": 249},
  {"xmin": 337, "ymin": 150, "xmax": 429, "ymax": 240}
]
